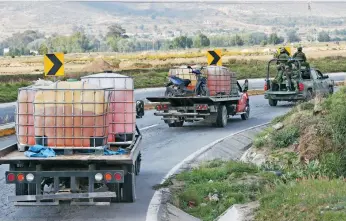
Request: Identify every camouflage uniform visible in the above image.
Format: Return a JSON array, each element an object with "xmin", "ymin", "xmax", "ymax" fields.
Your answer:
[
  {"xmin": 293, "ymin": 47, "xmax": 310, "ymax": 70},
  {"xmin": 275, "ymin": 48, "xmax": 290, "ymax": 85}
]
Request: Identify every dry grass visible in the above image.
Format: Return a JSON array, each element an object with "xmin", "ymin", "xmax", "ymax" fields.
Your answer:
[{"xmin": 1, "ymin": 42, "xmax": 346, "ymax": 76}]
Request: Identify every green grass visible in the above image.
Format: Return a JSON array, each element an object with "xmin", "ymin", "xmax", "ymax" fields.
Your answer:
[
  {"xmin": 0, "ymin": 82, "xmax": 31, "ymax": 103},
  {"xmin": 271, "ymin": 125, "xmax": 300, "ymax": 148},
  {"xmin": 256, "ymin": 179, "xmax": 346, "ymax": 221},
  {"xmin": 167, "ymin": 160, "xmax": 276, "ymax": 221}
]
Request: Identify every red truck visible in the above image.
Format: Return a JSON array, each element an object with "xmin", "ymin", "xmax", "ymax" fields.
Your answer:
[{"xmin": 147, "ymin": 65, "xmax": 249, "ymax": 127}]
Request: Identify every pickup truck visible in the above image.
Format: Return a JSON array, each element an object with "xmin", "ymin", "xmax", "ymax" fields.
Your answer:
[{"xmin": 264, "ymin": 58, "xmax": 334, "ymax": 106}]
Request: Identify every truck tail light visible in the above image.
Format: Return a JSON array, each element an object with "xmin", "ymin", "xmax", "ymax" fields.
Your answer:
[
  {"xmin": 298, "ymin": 83, "xmax": 304, "ymax": 91},
  {"xmin": 17, "ymin": 173, "xmax": 25, "ymax": 182},
  {"xmin": 114, "ymin": 172, "xmax": 122, "ymax": 181},
  {"xmin": 196, "ymin": 104, "xmax": 209, "ymax": 110},
  {"xmin": 104, "ymin": 173, "xmax": 112, "ymax": 181},
  {"xmin": 156, "ymin": 104, "xmax": 169, "ymax": 111},
  {"xmin": 264, "ymin": 82, "xmax": 268, "ymax": 91},
  {"xmin": 95, "ymin": 173, "xmax": 103, "ymax": 181},
  {"xmin": 7, "ymin": 173, "xmax": 15, "ymax": 182},
  {"xmin": 26, "ymin": 173, "xmax": 34, "ymax": 182}
]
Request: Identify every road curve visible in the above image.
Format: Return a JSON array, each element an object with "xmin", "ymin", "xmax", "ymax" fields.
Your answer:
[{"xmin": 0, "ymin": 94, "xmax": 292, "ymax": 221}]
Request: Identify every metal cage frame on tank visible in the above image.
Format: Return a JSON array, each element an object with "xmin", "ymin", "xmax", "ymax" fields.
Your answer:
[
  {"xmin": 16, "ymin": 86, "xmax": 39, "ymax": 151},
  {"xmin": 168, "ymin": 65, "xmax": 238, "ymax": 97},
  {"xmin": 80, "ymin": 73, "xmax": 136, "ymax": 147},
  {"xmin": 32, "ymin": 81, "xmax": 112, "ymax": 152}
]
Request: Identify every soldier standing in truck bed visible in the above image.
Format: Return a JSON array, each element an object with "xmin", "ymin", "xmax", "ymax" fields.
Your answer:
[
  {"xmin": 293, "ymin": 46, "xmax": 310, "ymax": 70},
  {"xmin": 275, "ymin": 48, "xmax": 290, "ymax": 86}
]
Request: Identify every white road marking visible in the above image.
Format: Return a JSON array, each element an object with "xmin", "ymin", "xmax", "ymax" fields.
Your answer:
[
  {"xmin": 145, "ymin": 122, "xmax": 270, "ymax": 221},
  {"xmin": 140, "ymin": 124, "xmax": 159, "ymax": 131}
]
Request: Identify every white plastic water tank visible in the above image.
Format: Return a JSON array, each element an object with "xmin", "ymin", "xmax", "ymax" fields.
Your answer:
[{"xmin": 81, "ymin": 73, "xmax": 135, "ymax": 145}]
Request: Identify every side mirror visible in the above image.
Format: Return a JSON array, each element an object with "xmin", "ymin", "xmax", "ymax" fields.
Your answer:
[
  {"xmin": 187, "ymin": 65, "xmax": 192, "ymax": 69},
  {"xmin": 136, "ymin": 100, "xmax": 144, "ymax": 119},
  {"xmin": 323, "ymin": 75, "xmax": 329, "ymax": 79}
]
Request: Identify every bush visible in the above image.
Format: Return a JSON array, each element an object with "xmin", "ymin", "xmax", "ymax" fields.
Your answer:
[
  {"xmin": 324, "ymin": 87, "xmax": 346, "ymax": 147},
  {"xmin": 272, "ymin": 126, "xmax": 300, "ymax": 148}
]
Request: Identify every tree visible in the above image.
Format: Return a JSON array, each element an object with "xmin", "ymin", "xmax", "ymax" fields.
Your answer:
[
  {"xmin": 233, "ymin": 35, "xmax": 244, "ymax": 46},
  {"xmin": 286, "ymin": 29, "xmax": 301, "ymax": 43},
  {"xmin": 38, "ymin": 44, "xmax": 48, "ymax": 55},
  {"xmin": 172, "ymin": 36, "xmax": 193, "ymax": 49},
  {"xmin": 268, "ymin": 33, "xmax": 284, "ymax": 45},
  {"xmin": 318, "ymin": 31, "xmax": 331, "ymax": 42},
  {"xmin": 193, "ymin": 33, "xmax": 210, "ymax": 48},
  {"xmin": 106, "ymin": 24, "xmax": 126, "ymax": 38}
]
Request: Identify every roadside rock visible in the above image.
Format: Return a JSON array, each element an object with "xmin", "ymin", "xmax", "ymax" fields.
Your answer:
[
  {"xmin": 272, "ymin": 122, "xmax": 284, "ymax": 130},
  {"xmin": 216, "ymin": 201, "xmax": 260, "ymax": 221},
  {"xmin": 166, "ymin": 203, "xmax": 202, "ymax": 221},
  {"xmin": 208, "ymin": 193, "xmax": 219, "ymax": 202},
  {"xmin": 240, "ymin": 147, "xmax": 267, "ymax": 166},
  {"xmin": 313, "ymin": 94, "xmax": 324, "ymax": 115}
]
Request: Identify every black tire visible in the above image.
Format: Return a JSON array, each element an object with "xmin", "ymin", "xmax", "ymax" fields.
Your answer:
[
  {"xmin": 168, "ymin": 123, "xmax": 176, "ymax": 127},
  {"xmin": 174, "ymin": 121, "xmax": 184, "ymax": 127},
  {"xmin": 216, "ymin": 105, "xmax": 227, "ymax": 128},
  {"xmin": 269, "ymin": 99, "xmax": 277, "ymax": 106},
  {"xmin": 306, "ymin": 89, "xmax": 313, "ymax": 101},
  {"xmin": 135, "ymin": 153, "xmax": 141, "ymax": 176},
  {"xmin": 329, "ymin": 86, "xmax": 334, "ymax": 95},
  {"xmin": 165, "ymin": 87, "xmax": 176, "ymax": 97},
  {"xmin": 200, "ymin": 85, "xmax": 210, "ymax": 96},
  {"xmin": 122, "ymin": 165, "xmax": 136, "ymax": 203},
  {"xmin": 241, "ymin": 101, "xmax": 250, "ymax": 120}
]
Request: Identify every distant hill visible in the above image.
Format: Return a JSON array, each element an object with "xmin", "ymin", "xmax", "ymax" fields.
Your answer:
[{"xmin": 1, "ymin": 1, "xmax": 346, "ymax": 39}]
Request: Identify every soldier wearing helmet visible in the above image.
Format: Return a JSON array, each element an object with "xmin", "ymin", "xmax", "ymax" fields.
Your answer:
[
  {"xmin": 293, "ymin": 46, "xmax": 310, "ymax": 78},
  {"xmin": 293, "ymin": 46, "xmax": 307, "ymax": 62},
  {"xmin": 274, "ymin": 47, "xmax": 290, "ymax": 86}
]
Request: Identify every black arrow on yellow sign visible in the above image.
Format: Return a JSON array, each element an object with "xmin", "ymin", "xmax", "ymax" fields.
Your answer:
[
  {"xmin": 207, "ymin": 50, "xmax": 222, "ymax": 66},
  {"xmin": 46, "ymin": 54, "xmax": 63, "ymax": 76}
]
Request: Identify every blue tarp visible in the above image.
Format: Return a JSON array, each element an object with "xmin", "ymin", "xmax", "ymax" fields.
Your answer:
[
  {"xmin": 24, "ymin": 145, "xmax": 56, "ymax": 158},
  {"xmin": 24, "ymin": 145, "xmax": 128, "ymax": 158}
]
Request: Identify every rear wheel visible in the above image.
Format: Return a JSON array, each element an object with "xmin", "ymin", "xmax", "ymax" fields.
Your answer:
[
  {"xmin": 241, "ymin": 101, "xmax": 250, "ymax": 120},
  {"xmin": 216, "ymin": 105, "xmax": 227, "ymax": 128},
  {"xmin": 135, "ymin": 153, "xmax": 141, "ymax": 176},
  {"xmin": 329, "ymin": 86, "xmax": 334, "ymax": 95},
  {"xmin": 174, "ymin": 121, "xmax": 184, "ymax": 127},
  {"xmin": 269, "ymin": 99, "xmax": 277, "ymax": 106},
  {"xmin": 305, "ymin": 89, "xmax": 313, "ymax": 101}
]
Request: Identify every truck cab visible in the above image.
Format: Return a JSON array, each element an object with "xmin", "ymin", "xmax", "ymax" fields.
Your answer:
[{"xmin": 264, "ymin": 58, "xmax": 334, "ymax": 106}]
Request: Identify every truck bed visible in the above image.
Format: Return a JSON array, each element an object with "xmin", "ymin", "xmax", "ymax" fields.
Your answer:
[
  {"xmin": 0, "ymin": 135, "xmax": 142, "ymax": 165},
  {"xmin": 146, "ymin": 95, "xmax": 241, "ymax": 104}
]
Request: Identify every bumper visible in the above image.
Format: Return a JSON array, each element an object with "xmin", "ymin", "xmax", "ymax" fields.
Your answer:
[
  {"xmin": 6, "ymin": 169, "xmax": 124, "ymax": 205},
  {"xmin": 264, "ymin": 92, "xmax": 305, "ymax": 101}
]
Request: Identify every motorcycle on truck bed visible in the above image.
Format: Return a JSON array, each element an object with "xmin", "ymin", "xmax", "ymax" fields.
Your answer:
[{"xmin": 147, "ymin": 65, "xmax": 250, "ymax": 128}]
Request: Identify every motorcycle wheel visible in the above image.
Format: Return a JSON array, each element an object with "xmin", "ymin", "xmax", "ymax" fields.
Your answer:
[
  {"xmin": 199, "ymin": 85, "xmax": 210, "ymax": 96},
  {"xmin": 165, "ymin": 87, "xmax": 175, "ymax": 97}
]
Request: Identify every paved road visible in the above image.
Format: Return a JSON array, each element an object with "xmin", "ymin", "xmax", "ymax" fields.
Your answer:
[{"xmin": 0, "ymin": 94, "xmax": 293, "ymax": 221}]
